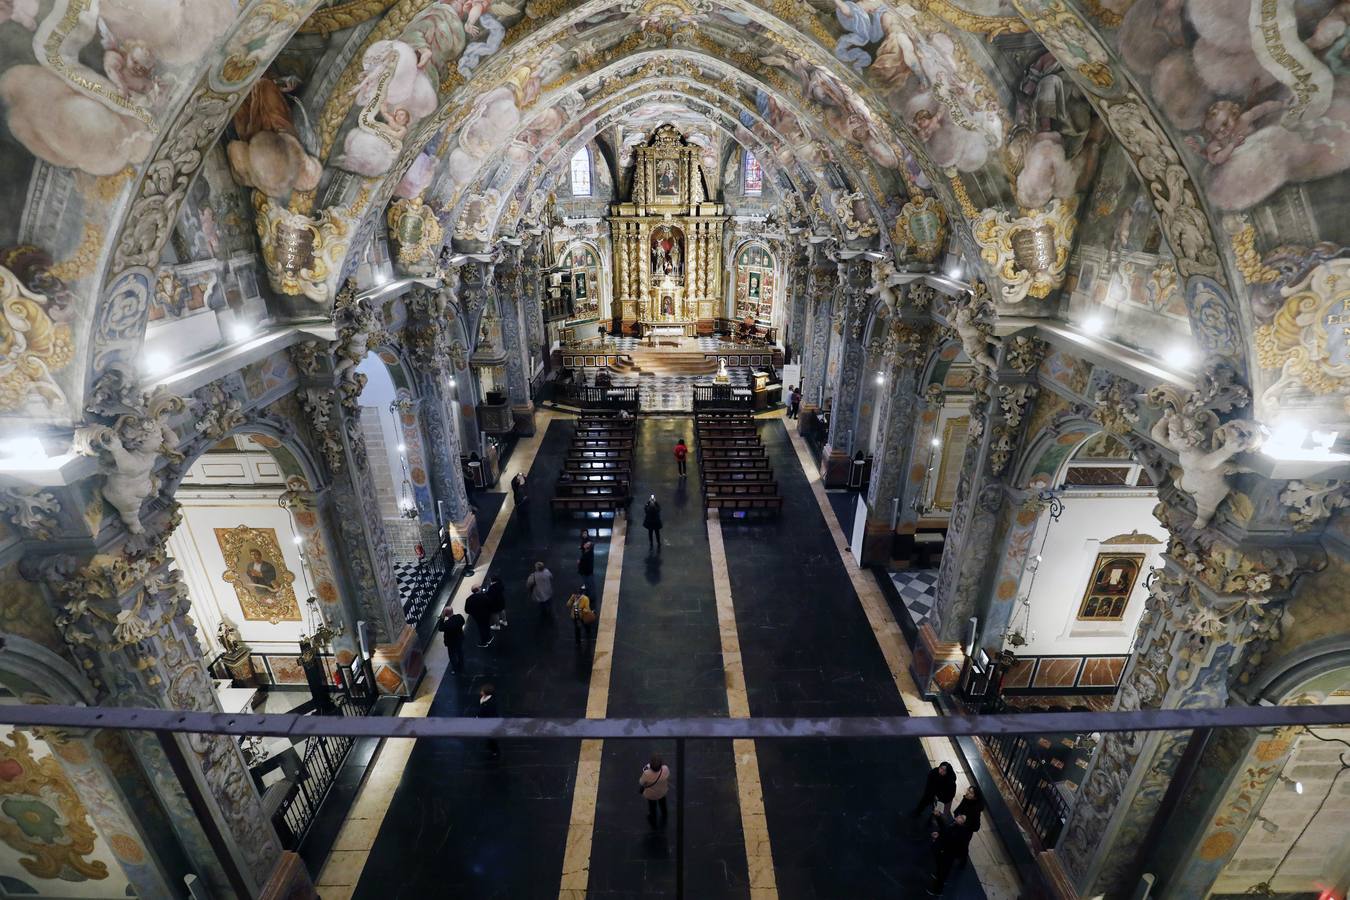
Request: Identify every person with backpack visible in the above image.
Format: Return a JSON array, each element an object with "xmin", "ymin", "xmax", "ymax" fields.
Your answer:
[
  {"xmin": 673, "ymin": 438, "xmax": 688, "ymax": 476},
  {"xmin": 526, "ymin": 561, "xmax": 554, "ymax": 616},
  {"xmin": 643, "ymin": 494, "xmax": 663, "ymax": 550},
  {"xmin": 566, "ymin": 585, "xmax": 595, "ymax": 644},
  {"xmin": 638, "ymin": 753, "xmax": 671, "ymax": 827},
  {"xmin": 437, "ymin": 608, "xmax": 465, "ymax": 674}
]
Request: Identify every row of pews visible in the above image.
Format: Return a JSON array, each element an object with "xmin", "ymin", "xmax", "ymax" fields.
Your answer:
[
  {"xmin": 695, "ymin": 411, "xmax": 782, "ymax": 516},
  {"xmin": 552, "ymin": 412, "xmax": 634, "ymax": 516}
]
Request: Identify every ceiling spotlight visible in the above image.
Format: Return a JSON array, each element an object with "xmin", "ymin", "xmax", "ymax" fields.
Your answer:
[
  {"xmin": 397, "ymin": 443, "xmax": 407, "ymax": 453},
  {"xmin": 930, "ymin": 437, "xmax": 941, "ymax": 447},
  {"xmin": 1163, "ymin": 344, "xmax": 1194, "ymax": 370},
  {"xmin": 1279, "ymin": 775, "xmax": 1304, "ymax": 795},
  {"xmin": 1256, "ymin": 815, "xmax": 1280, "ymax": 834},
  {"xmin": 875, "ymin": 372, "xmax": 885, "ymax": 384},
  {"xmin": 292, "ymin": 534, "xmax": 304, "ymax": 545},
  {"xmin": 1083, "ymin": 315, "xmax": 1104, "ymax": 335},
  {"xmin": 230, "ymin": 321, "xmax": 254, "ymax": 342},
  {"xmin": 143, "ymin": 351, "xmax": 171, "ymax": 375}
]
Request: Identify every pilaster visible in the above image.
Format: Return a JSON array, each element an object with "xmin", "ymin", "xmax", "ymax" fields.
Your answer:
[{"xmin": 820, "ymin": 257, "xmax": 870, "ymax": 486}]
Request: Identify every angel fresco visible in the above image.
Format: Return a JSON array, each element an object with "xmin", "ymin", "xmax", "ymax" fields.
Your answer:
[
  {"xmin": 1117, "ymin": 0, "xmax": 1350, "ymax": 211},
  {"xmin": 227, "ymin": 74, "xmax": 321, "ymax": 199},
  {"xmin": 1011, "ymin": 52, "xmax": 1104, "ymax": 210},
  {"xmin": 0, "ymin": 0, "xmax": 233, "ymax": 175}
]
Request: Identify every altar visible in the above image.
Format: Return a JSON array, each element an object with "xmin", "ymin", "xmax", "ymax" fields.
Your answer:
[{"xmin": 609, "ymin": 125, "xmax": 726, "ymax": 335}]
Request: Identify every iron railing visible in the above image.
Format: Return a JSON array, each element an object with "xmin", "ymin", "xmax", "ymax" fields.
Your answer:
[
  {"xmin": 693, "ymin": 384, "xmax": 753, "ymax": 410},
  {"xmin": 401, "ymin": 545, "xmax": 449, "ymax": 626},
  {"xmin": 563, "ymin": 385, "xmax": 639, "ymax": 411},
  {"xmin": 270, "ymin": 693, "xmax": 375, "ymax": 851},
  {"xmin": 982, "ymin": 732, "xmax": 1075, "ymax": 848}
]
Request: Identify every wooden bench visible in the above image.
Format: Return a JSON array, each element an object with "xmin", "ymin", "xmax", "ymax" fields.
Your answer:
[
  {"xmin": 702, "ymin": 482, "xmax": 779, "ymax": 498},
  {"xmin": 696, "ymin": 410, "xmax": 754, "ymax": 421},
  {"xmin": 705, "ymin": 495, "xmax": 783, "ymax": 515},
  {"xmin": 703, "ymin": 456, "xmax": 771, "ymax": 470},
  {"xmin": 697, "ymin": 428, "xmax": 758, "ymax": 440},
  {"xmin": 699, "ymin": 437, "xmax": 762, "ymax": 450},
  {"xmin": 574, "ymin": 428, "xmax": 634, "ymax": 441},
  {"xmin": 555, "ymin": 484, "xmax": 630, "ymax": 500},
  {"xmin": 698, "ymin": 446, "xmax": 767, "ymax": 460},
  {"xmin": 550, "ymin": 495, "xmax": 629, "ymax": 514},
  {"xmin": 700, "ymin": 469, "xmax": 774, "ymax": 483},
  {"xmin": 573, "ymin": 438, "xmax": 635, "ymax": 450},
  {"xmin": 566, "ymin": 448, "xmax": 633, "ymax": 462},
  {"xmin": 559, "ymin": 472, "xmax": 629, "ymax": 486},
  {"xmin": 563, "ymin": 460, "xmax": 631, "ymax": 475}
]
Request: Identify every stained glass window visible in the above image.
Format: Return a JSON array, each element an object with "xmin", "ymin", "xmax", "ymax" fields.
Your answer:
[
  {"xmin": 743, "ymin": 151, "xmax": 762, "ymax": 195},
  {"xmin": 570, "ymin": 147, "xmax": 592, "ymax": 197}
]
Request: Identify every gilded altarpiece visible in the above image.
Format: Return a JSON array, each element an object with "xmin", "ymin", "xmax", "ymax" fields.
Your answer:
[{"xmin": 609, "ymin": 125, "xmax": 725, "ymax": 335}]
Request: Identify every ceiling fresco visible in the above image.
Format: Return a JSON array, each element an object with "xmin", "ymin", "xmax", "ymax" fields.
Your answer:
[{"xmin": 0, "ymin": 0, "xmax": 1345, "ymax": 438}]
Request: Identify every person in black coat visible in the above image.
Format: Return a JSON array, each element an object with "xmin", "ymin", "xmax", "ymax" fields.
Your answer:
[
  {"xmin": 465, "ymin": 585, "xmax": 494, "ymax": 648},
  {"xmin": 927, "ymin": 812, "xmax": 976, "ymax": 896},
  {"xmin": 643, "ymin": 495, "xmax": 663, "ymax": 550},
  {"xmin": 912, "ymin": 761, "xmax": 958, "ymax": 819},
  {"xmin": 487, "ymin": 574, "xmax": 508, "ymax": 631},
  {"xmin": 478, "ymin": 683, "xmax": 500, "ymax": 759},
  {"xmin": 953, "ymin": 785, "xmax": 985, "ymax": 832},
  {"xmin": 438, "ymin": 610, "xmax": 465, "ymax": 674},
  {"xmin": 577, "ymin": 530, "xmax": 595, "ymax": 583}
]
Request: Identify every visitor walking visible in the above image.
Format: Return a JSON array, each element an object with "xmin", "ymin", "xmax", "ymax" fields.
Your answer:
[
  {"xmin": 787, "ymin": 384, "xmax": 800, "ymax": 419},
  {"xmin": 673, "ymin": 438, "xmax": 688, "ymax": 476},
  {"xmin": 643, "ymin": 494, "xmax": 663, "ymax": 549},
  {"xmin": 526, "ymin": 561, "xmax": 554, "ymax": 615},
  {"xmin": 638, "ymin": 753, "xmax": 671, "ymax": 827},
  {"xmin": 437, "ymin": 608, "xmax": 465, "ymax": 674},
  {"xmin": 465, "ymin": 584, "xmax": 495, "ymax": 648},
  {"xmin": 478, "ymin": 683, "xmax": 500, "ymax": 759},
  {"xmin": 510, "ymin": 472, "xmax": 528, "ymax": 505},
  {"xmin": 912, "ymin": 761, "xmax": 958, "ymax": 819},
  {"xmin": 566, "ymin": 585, "xmax": 596, "ymax": 644},
  {"xmin": 926, "ymin": 811, "xmax": 976, "ymax": 895},
  {"xmin": 577, "ymin": 530, "xmax": 595, "ymax": 584},
  {"xmin": 487, "ymin": 574, "xmax": 508, "ymax": 631}
]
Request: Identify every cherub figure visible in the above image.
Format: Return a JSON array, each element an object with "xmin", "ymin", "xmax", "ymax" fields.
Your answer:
[
  {"xmin": 951, "ymin": 298, "xmax": 997, "ymax": 372},
  {"xmin": 0, "ymin": 0, "xmax": 38, "ymax": 29},
  {"xmin": 99, "ymin": 19, "xmax": 161, "ymax": 101},
  {"xmin": 1185, "ymin": 97, "xmax": 1287, "ymax": 166},
  {"xmin": 1148, "ymin": 397, "xmax": 1262, "ymax": 529},
  {"xmin": 868, "ymin": 256, "xmax": 905, "ymax": 309}
]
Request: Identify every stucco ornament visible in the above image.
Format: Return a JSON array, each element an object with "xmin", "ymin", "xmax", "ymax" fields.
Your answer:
[
  {"xmin": 387, "ymin": 197, "xmax": 444, "ymax": 274},
  {"xmin": 191, "ymin": 382, "xmax": 246, "ymax": 440},
  {"xmin": 1147, "ymin": 365, "xmax": 1262, "ymax": 529},
  {"xmin": 950, "ymin": 287, "xmax": 997, "ymax": 372},
  {"xmin": 867, "ymin": 256, "xmax": 906, "ymax": 311},
  {"xmin": 1279, "ymin": 480, "xmax": 1349, "ymax": 532},
  {"xmin": 1254, "ymin": 257, "xmax": 1350, "ymax": 410},
  {"xmin": 331, "ymin": 279, "xmax": 390, "ymax": 409},
  {"xmin": 0, "ymin": 487, "xmax": 61, "ymax": 540},
  {"xmin": 0, "ymin": 263, "xmax": 73, "ymax": 417},
  {"xmin": 74, "ymin": 370, "xmax": 185, "ymax": 534},
  {"xmin": 1091, "ymin": 373, "xmax": 1141, "ymax": 435},
  {"xmin": 254, "ymin": 193, "xmax": 353, "ymax": 303},
  {"xmin": 972, "ymin": 198, "xmax": 1076, "ymax": 303},
  {"xmin": 300, "ymin": 388, "xmax": 343, "ymax": 473}
]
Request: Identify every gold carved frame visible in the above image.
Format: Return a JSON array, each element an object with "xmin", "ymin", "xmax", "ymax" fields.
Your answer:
[{"xmin": 216, "ymin": 525, "xmax": 301, "ymax": 624}]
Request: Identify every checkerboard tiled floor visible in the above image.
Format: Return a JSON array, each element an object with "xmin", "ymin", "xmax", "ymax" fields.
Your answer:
[
  {"xmin": 890, "ymin": 568, "xmax": 939, "ymax": 626},
  {"xmin": 394, "ymin": 559, "xmax": 442, "ymax": 623}
]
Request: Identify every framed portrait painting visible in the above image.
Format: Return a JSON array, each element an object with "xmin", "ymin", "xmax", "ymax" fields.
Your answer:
[
  {"xmin": 1076, "ymin": 553, "xmax": 1144, "ymax": 621},
  {"xmin": 216, "ymin": 525, "xmax": 301, "ymax": 624}
]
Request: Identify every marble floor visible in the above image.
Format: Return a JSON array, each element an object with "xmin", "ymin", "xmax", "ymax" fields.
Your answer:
[{"xmin": 317, "ymin": 410, "xmax": 1016, "ymax": 899}]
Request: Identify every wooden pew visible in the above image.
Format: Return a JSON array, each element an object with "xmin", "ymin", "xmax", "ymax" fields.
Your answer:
[
  {"xmin": 696, "ymin": 410, "xmax": 754, "ymax": 422},
  {"xmin": 575, "ymin": 428, "xmax": 634, "ymax": 441},
  {"xmin": 697, "ymin": 446, "xmax": 767, "ymax": 460},
  {"xmin": 702, "ymin": 482, "xmax": 779, "ymax": 498},
  {"xmin": 704, "ymin": 495, "xmax": 783, "ymax": 515},
  {"xmin": 566, "ymin": 448, "xmax": 633, "ymax": 462},
  {"xmin": 558, "ymin": 473, "xmax": 630, "ymax": 488},
  {"xmin": 702, "ymin": 458, "xmax": 772, "ymax": 473},
  {"xmin": 562, "ymin": 460, "xmax": 631, "ymax": 475},
  {"xmin": 696, "ymin": 427, "xmax": 758, "ymax": 440},
  {"xmin": 573, "ymin": 437, "xmax": 634, "ymax": 450},
  {"xmin": 550, "ymin": 495, "xmax": 629, "ymax": 514},
  {"xmin": 699, "ymin": 469, "xmax": 774, "ymax": 483},
  {"xmin": 555, "ymin": 484, "xmax": 629, "ymax": 499},
  {"xmin": 699, "ymin": 437, "xmax": 764, "ymax": 451}
]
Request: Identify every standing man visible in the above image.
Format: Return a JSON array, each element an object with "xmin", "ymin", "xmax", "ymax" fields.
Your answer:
[
  {"xmin": 438, "ymin": 608, "xmax": 466, "ymax": 674},
  {"xmin": 789, "ymin": 385, "xmax": 802, "ymax": 419},
  {"xmin": 478, "ymin": 683, "xmax": 500, "ymax": 759},
  {"xmin": 912, "ymin": 761, "xmax": 958, "ymax": 820},
  {"xmin": 487, "ymin": 573, "xmax": 508, "ymax": 631},
  {"xmin": 465, "ymin": 584, "xmax": 495, "ymax": 648},
  {"xmin": 643, "ymin": 494, "xmax": 663, "ymax": 550},
  {"xmin": 673, "ymin": 437, "xmax": 688, "ymax": 476},
  {"xmin": 526, "ymin": 561, "xmax": 554, "ymax": 616},
  {"xmin": 510, "ymin": 472, "xmax": 528, "ymax": 505}
]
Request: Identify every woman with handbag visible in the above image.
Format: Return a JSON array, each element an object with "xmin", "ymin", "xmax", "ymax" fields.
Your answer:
[
  {"xmin": 638, "ymin": 753, "xmax": 670, "ymax": 826},
  {"xmin": 566, "ymin": 586, "xmax": 596, "ymax": 644}
]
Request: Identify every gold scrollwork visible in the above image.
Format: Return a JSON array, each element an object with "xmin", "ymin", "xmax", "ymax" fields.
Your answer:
[
  {"xmin": 0, "ymin": 265, "xmax": 73, "ymax": 415},
  {"xmin": 254, "ymin": 192, "xmax": 353, "ymax": 303},
  {"xmin": 973, "ymin": 198, "xmax": 1078, "ymax": 303},
  {"xmin": 0, "ymin": 731, "xmax": 109, "ymax": 881},
  {"xmin": 1231, "ymin": 224, "xmax": 1279, "ymax": 285},
  {"xmin": 216, "ymin": 524, "xmax": 302, "ymax": 624},
  {"xmin": 299, "ymin": 0, "xmax": 400, "ymax": 35},
  {"xmin": 388, "ymin": 197, "xmax": 445, "ymax": 268},
  {"xmin": 919, "ymin": 0, "xmax": 1030, "ymax": 36}
]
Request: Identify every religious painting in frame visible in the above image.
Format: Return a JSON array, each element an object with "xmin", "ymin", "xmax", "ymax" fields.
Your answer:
[
  {"xmin": 748, "ymin": 271, "xmax": 761, "ymax": 299},
  {"xmin": 1076, "ymin": 553, "xmax": 1144, "ymax": 621},
  {"xmin": 655, "ymin": 158, "xmax": 680, "ymax": 198},
  {"xmin": 931, "ymin": 416, "xmax": 969, "ymax": 511},
  {"xmin": 215, "ymin": 525, "xmax": 301, "ymax": 624},
  {"xmin": 574, "ymin": 271, "xmax": 587, "ymax": 300}
]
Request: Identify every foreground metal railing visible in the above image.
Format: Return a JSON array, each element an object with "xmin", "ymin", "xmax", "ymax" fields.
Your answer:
[
  {"xmin": 271, "ymin": 694, "xmax": 375, "ymax": 850},
  {"xmin": 5, "ymin": 703, "xmax": 1346, "ymax": 900},
  {"xmin": 982, "ymin": 733, "xmax": 1074, "ymax": 848}
]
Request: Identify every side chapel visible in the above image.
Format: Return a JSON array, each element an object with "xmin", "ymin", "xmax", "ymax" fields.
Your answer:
[{"xmin": 609, "ymin": 125, "xmax": 726, "ymax": 336}]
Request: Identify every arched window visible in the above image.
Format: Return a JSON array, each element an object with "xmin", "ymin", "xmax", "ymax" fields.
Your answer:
[
  {"xmin": 570, "ymin": 147, "xmax": 592, "ymax": 197},
  {"xmin": 733, "ymin": 243, "xmax": 775, "ymax": 321},
  {"xmin": 742, "ymin": 150, "xmax": 763, "ymax": 195}
]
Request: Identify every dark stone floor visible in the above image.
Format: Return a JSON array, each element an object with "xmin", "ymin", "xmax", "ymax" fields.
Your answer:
[
  {"xmin": 588, "ymin": 416, "xmax": 748, "ymax": 900},
  {"xmin": 355, "ymin": 421, "xmax": 608, "ymax": 900},
  {"xmin": 352, "ymin": 415, "xmax": 986, "ymax": 899},
  {"xmin": 719, "ymin": 420, "xmax": 986, "ymax": 900}
]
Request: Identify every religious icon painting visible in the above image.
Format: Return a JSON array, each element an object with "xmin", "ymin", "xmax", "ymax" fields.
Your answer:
[
  {"xmin": 216, "ymin": 525, "xmax": 301, "ymax": 624},
  {"xmin": 575, "ymin": 272, "xmax": 587, "ymax": 299},
  {"xmin": 748, "ymin": 271, "xmax": 761, "ymax": 299},
  {"xmin": 1076, "ymin": 553, "xmax": 1144, "ymax": 621},
  {"xmin": 655, "ymin": 158, "xmax": 679, "ymax": 197}
]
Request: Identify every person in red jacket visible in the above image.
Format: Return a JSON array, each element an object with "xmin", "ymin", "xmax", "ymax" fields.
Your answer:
[{"xmin": 673, "ymin": 438, "xmax": 688, "ymax": 476}]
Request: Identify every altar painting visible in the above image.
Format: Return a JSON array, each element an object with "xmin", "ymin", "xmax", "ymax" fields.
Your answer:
[
  {"xmin": 1076, "ymin": 553, "xmax": 1143, "ymax": 622},
  {"xmin": 216, "ymin": 525, "xmax": 301, "ymax": 624},
  {"xmin": 651, "ymin": 227, "xmax": 684, "ymax": 279}
]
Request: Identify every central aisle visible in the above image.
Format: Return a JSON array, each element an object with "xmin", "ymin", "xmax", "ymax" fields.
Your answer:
[{"xmin": 586, "ymin": 415, "xmax": 750, "ymax": 898}]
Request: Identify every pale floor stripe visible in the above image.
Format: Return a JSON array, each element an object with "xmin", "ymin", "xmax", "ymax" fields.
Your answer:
[
  {"xmin": 782, "ymin": 418, "xmax": 1021, "ymax": 899},
  {"xmin": 559, "ymin": 511, "xmax": 628, "ymax": 898},
  {"xmin": 316, "ymin": 413, "xmax": 559, "ymax": 894},
  {"xmin": 709, "ymin": 509, "xmax": 779, "ymax": 898}
]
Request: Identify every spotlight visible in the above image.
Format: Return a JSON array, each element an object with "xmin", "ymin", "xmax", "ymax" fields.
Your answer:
[
  {"xmin": 143, "ymin": 351, "xmax": 171, "ymax": 375},
  {"xmin": 1279, "ymin": 775, "xmax": 1304, "ymax": 795},
  {"xmin": 397, "ymin": 443, "xmax": 407, "ymax": 453},
  {"xmin": 293, "ymin": 535, "xmax": 304, "ymax": 545},
  {"xmin": 875, "ymin": 372, "xmax": 885, "ymax": 384},
  {"xmin": 1163, "ymin": 344, "xmax": 1194, "ymax": 369},
  {"xmin": 1083, "ymin": 315, "xmax": 1104, "ymax": 335},
  {"xmin": 229, "ymin": 321, "xmax": 254, "ymax": 342},
  {"xmin": 0, "ymin": 435, "xmax": 46, "ymax": 465},
  {"xmin": 930, "ymin": 437, "xmax": 941, "ymax": 447}
]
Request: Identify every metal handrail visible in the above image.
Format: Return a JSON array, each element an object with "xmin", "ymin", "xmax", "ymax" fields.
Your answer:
[{"xmin": 4, "ymin": 703, "xmax": 1347, "ymax": 739}]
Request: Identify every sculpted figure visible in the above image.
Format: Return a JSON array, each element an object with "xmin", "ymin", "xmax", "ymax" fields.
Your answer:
[
  {"xmin": 951, "ymin": 295, "xmax": 997, "ymax": 372},
  {"xmin": 76, "ymin": 388, "xmax": 185, "ymax": 534}
]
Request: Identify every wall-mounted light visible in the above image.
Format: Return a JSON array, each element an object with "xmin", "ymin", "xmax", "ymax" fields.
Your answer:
[
  {"xmin": 1163, "ymin": 344, "xmax": 1194, "ymax": 370},
  {"xmin": 229, "ymin": 321, "xmax": 255, "ymax": 342},
  {"xmin": 1082, "ymin": 315, "xmax": 1104, "ymax": 335},
  {"xmin": 875, "ymin": 371, "xmax": 885, "ymax": 384},
  {"xmin": 1279, "ymin": 775, "xmax": 1304, "ymax": 795},
  {"xmin": 930, "ymin": 437, "xmax": 941, "ymax": 447},
  {"xmin": 143, "ymin": 350, "xmax": 171, "ymax": 375}
]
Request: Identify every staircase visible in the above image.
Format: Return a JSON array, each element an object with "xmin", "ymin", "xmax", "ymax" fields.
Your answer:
[{"xmin": 610, "ymin": 349, "xmax": 716, "ymax": 377}]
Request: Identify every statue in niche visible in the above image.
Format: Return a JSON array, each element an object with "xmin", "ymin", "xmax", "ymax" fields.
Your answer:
[{"xmin": 651, "ymin": 227, "xmax": 683, "ymax": 278}]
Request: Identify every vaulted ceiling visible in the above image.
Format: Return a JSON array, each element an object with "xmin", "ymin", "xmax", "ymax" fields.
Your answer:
[{"xmin": 1, "ymin": 0, "xmax": 1347, "ymax": 441}]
